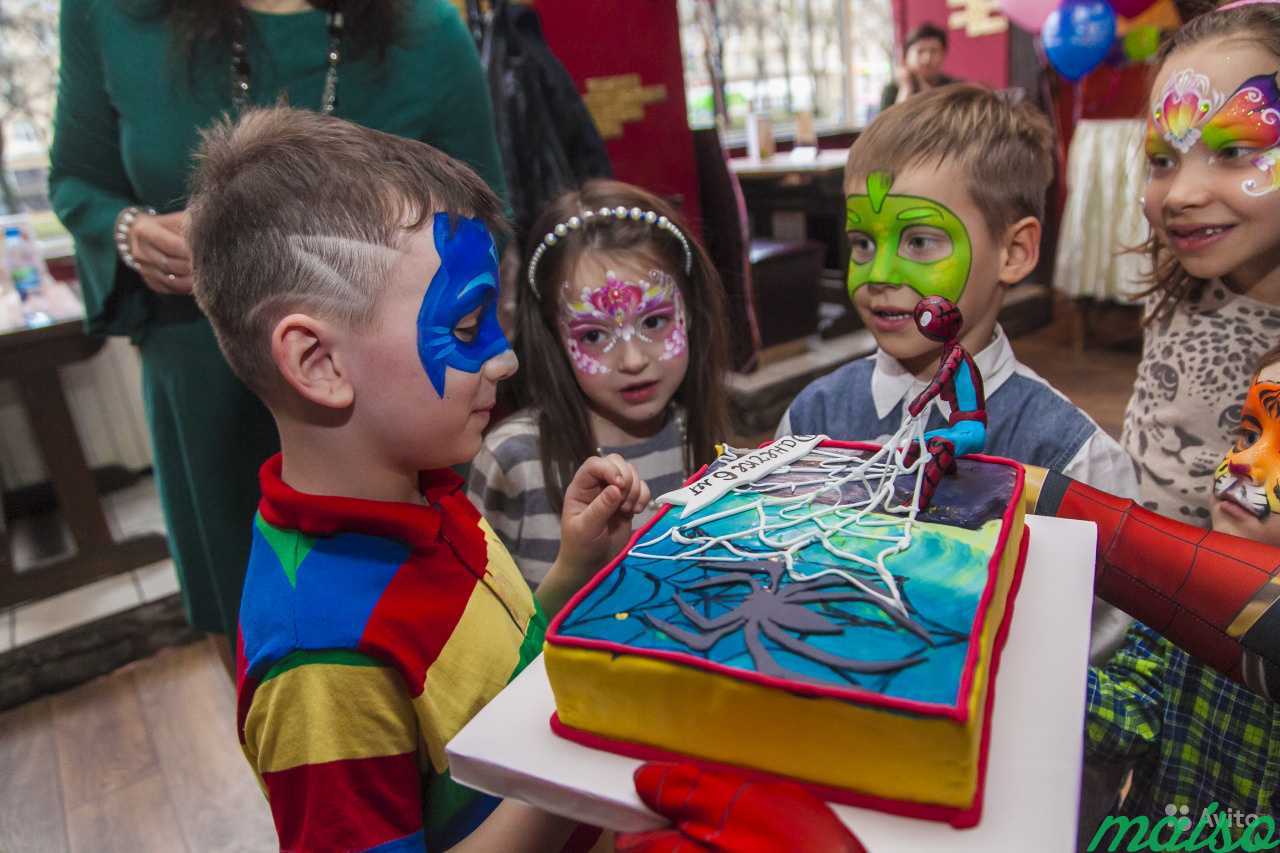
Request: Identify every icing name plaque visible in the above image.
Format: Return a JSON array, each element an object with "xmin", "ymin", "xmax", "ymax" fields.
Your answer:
[{"xmin": 657, "ymin": 434, "xmax": 825, "ymax": 518}]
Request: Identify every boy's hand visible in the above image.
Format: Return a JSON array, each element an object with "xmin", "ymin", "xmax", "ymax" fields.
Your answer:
[{"xmin": 560, "ymin": 454, "xmax": 650, "ymax": 578}]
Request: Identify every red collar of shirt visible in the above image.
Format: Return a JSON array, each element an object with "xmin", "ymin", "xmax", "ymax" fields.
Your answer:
[{"xmin": 256, "ymin": 453, "xmax": 467, "ymax": 551}]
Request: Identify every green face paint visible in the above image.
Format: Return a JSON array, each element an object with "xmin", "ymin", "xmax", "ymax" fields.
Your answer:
[{"xmin": 845, "ymin": 170, "xmax": 973, "ymax": 303}]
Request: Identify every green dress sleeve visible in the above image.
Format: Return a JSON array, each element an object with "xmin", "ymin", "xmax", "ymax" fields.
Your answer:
[
  {"xmin": 418, "ymin": 0, "xmax": 509, "ymax": 206},
  {"xmin": 47, "ymin": 0, "xmax": 150, "ymax": 338}
]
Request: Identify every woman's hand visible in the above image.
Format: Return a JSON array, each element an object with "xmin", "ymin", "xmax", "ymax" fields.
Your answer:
[{"xmin": 128, "ymin": 211, "xmax": 193, "ymax": 295}]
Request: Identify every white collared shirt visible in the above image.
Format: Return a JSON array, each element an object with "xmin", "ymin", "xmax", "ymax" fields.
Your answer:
[{"xmin": 779, "ymin": 325, "xmax": 1140, "ymax": 501}]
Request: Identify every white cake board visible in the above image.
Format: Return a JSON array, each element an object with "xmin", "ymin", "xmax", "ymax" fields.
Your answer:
[{"xmin": 447, "ymin": 515, "xmax": 1097, "ymax": 852}]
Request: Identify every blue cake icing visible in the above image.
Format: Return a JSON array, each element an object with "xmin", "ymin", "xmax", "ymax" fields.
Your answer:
[{"xmin": 555, "ymin": 447, "xmax": 1018, "ymax": 706}]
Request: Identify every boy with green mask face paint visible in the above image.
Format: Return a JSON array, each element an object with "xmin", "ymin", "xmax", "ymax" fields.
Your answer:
[
  {"xmin": 779, "ymin": 83, "xmax": 1141, "ymax": 669},
  {"xmin": 845, "ymin": 170, "xmax": 973, "ymax": 305}
]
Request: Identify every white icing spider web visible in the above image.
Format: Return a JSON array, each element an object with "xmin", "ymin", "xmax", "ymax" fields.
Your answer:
[{"xmin": 630, "ymin": 416, "xmax": 930, "ymax": 619}]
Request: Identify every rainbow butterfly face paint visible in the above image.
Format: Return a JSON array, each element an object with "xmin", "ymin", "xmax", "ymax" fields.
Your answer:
[
  {"xmin": 1202, "ymin": 72, "xmax": 1280, "ymax": 197},
  {"xmin": 558, "ymin": 270, "xmax": 688, "ymax": 377},
  {"xmin": 1149, "ymin": 69, "xmax": 1227, "ymax": 154},
  {"xmin": 1148, "ymin": 70, "xmax": 1280, "ymax": 198}
]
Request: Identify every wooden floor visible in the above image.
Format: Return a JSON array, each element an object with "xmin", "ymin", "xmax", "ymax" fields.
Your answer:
[
  {"xmin": 0, "ymin": 297, "xmax": 1142, "ymax": 853},
  {"xmin": 0, "ymin": 638, "xmax": 276, "ymax": 853}
]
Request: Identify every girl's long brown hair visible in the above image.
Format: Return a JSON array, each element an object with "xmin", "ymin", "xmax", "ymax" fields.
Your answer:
[
  {"xmin": 517, "ymin": 180, "xmax": 730, "ymax": 514},
  {"xmin": 1138, "ymin": 3, "xmax": 1280, "ymax": 322}
]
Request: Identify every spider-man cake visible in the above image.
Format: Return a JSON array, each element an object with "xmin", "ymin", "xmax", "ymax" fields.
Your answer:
[{"xmin": 544, "ymin": 435, "xmax": 1028, "ymax": 828}]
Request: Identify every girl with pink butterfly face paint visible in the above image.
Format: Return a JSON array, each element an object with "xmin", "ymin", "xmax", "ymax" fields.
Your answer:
[
  {"xmin": 468, "ymin": 181, "xmax": 731, "ymax": 588},
  {"xmin": 556, "ymin": 254, "xmax": 690, "ymax": 442}
]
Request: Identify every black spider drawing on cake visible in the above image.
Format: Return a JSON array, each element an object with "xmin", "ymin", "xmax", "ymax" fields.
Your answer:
[{"xmin": 644, "ymin": 559, "xmax": 932, "ymax": 683}]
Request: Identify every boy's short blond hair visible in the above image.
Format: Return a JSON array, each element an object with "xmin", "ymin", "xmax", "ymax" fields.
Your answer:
[
  {"xmin": 846, "ymin": 84, "xmax": 1055, "ymax": 238},
  {"xmin": 188, "ymin": 106, "xmax": 505, "ymax": 397}
]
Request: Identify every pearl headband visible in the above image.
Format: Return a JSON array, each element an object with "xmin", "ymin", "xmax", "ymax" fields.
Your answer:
[
  {"xmin": 526, "ymin": 205, "xmax": 693, "ymax": 299},
  {"xmin": 1217, "ymin": 0, "xmax": 1280, "ymax": 9}
]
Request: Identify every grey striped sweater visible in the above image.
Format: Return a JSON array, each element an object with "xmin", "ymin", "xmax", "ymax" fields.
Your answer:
[{"xmin": 466, "ymin": 407, "xmax": 688, "ymax": 586}]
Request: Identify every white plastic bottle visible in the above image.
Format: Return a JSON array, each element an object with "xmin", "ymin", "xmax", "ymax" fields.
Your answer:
[{"xmin": 4, "ymin": 226, "xmax": 52, "ymax": 327}]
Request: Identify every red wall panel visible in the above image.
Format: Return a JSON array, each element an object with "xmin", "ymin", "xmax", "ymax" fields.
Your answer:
[
  {"xmin": 893, "ymin": 0, "xmax": 1010, "ymax": 90},
  {"xmin": 535, "ymin": 0, "xmax": 703, "ymax": 229}
]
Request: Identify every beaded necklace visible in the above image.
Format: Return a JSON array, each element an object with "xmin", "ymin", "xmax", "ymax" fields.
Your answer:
[{"xmin": 230, "ymin": 11, "xmax": 343, "ymax": 114}]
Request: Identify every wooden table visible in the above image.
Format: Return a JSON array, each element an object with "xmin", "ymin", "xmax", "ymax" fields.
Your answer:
[
  {"xmin": 729, "ymin": 149, "xmax": 850, "ymax": 272},
  {"xmin": 0, "ymin": 294, "xmax": 168, "ymax": 608},
  {"xmin": 728, "ymin": 148, "xmax": 849, "ymax": 179}
]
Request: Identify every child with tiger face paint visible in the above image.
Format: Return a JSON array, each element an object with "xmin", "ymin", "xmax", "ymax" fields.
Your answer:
[{"xmin": 1212, "ymin": 347, "xmax": 1280, "ymax": 546}]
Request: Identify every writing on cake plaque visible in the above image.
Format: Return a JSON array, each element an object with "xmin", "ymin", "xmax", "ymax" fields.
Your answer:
[
  {"xmin": 948, "ymin": 0, "xmax": 1009, "ymax": 37},
  {"xmin": 658, "ymin": 435, "xmax": 825, "ymax": 518}
]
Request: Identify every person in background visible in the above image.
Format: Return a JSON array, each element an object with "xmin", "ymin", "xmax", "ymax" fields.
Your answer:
[
  {"xmin": 48, "ymin": 0, "xmax": 507, "ymax": 670},
  {"xmin": 880, "ymin": 23, "xmax": 959, "ymax": 112}
]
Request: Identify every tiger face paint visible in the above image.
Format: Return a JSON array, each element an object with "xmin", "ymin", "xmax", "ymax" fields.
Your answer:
[{"xmin": 1215, "ymin": 381, "xmax": 1280, "ymax": 520}]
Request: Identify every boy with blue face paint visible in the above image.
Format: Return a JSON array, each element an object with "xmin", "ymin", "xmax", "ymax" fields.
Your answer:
[
  {"xmin": 778, "ymin": 84, "xmax": 1141, "ymax": 663},
  {"xmin": 188, "ymin": 107, "xmax": 647, "ymax": 852}
]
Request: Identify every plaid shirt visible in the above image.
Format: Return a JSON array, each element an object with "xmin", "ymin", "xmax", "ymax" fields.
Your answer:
[{"xmin": 1087, "ymin": 622, "xmax": 1280, "ymax": 822}]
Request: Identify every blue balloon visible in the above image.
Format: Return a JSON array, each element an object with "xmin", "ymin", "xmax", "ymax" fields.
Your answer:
[{"xmin": 1042, "ymin": 0, "xmax": 1117, "ymax": 81}]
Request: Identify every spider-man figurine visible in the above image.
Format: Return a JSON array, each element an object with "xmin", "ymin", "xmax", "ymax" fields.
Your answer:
[{"xmin": 903, "ymin": 296, "xmax": 987, "ymax": 510}]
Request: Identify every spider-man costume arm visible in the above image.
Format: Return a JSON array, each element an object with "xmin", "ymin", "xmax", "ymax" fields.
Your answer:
[{"xmin": 1025, "ymin": 467, "xmax": 1280, "ymax": 701}]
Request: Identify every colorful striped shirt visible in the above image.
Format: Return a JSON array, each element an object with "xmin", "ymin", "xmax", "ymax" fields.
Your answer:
[
  {"xmin": 1086, "ymin": 621, "xmax": 1280, "ymax": 828},
  {"xmin": 467, "ymin": 406, "xmax": 687, "ymax": 585},
  {"xmin": 236, "ymin": 454, "xmax": 546, "ymax": 852}
]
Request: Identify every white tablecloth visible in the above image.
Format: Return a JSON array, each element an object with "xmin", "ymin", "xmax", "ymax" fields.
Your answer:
[{"xmin": 1053, "ymin": 119, "xmax": 1152, "ymax": 303}]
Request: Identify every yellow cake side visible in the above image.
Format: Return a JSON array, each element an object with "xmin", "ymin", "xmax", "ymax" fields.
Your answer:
[{"xmin": 546, "ymin": 505, "xmax": 1026, "ymax": 810}]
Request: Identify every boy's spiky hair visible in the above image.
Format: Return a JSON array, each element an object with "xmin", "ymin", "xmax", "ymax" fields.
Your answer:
[
  {"xmin": 188, "ymin": 105, "xmax": 505, "ymax": 396},
  {"xmin": 846, "ymin": 84, "xmax": 1056, "ymax": 238}
]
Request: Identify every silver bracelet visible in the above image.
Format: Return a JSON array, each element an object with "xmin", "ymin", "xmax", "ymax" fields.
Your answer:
[{"xmin": 114, "ymin": 205, "xmax": 156, "ymax": 273}]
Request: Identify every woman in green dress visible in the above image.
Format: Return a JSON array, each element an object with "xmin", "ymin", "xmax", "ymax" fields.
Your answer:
[{"xmin": 49, "ymin": 0, "xmax": 508, "ymax": 651}]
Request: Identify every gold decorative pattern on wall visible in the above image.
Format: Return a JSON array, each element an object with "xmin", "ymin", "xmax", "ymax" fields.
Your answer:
[
  {"xmin": 947, "ymin": 0, "xmax": 1009, "ymax": 37},
  {"xmin": 582, "ymin": 74, "xmax": 668, "ymax": 140}
]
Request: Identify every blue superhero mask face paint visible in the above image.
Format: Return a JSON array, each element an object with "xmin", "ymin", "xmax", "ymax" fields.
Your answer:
[{"xmin": 417, "ymin": 213, "xmax": 510, "ymax": 397}]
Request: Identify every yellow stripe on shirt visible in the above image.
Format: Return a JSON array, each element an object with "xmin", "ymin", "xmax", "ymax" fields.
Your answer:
[
  {"xmin": 412, "ymin": 578, "xmax": 527, "ymax": 772},
  {"xmin": 244, "ymin": 655, "xmax": 418, "ymax": 775}
]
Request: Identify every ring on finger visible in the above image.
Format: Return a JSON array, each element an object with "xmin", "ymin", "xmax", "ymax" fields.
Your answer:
[{"xmin": 167, "ymin": 273, "xmax": 176, "ymax": 282}]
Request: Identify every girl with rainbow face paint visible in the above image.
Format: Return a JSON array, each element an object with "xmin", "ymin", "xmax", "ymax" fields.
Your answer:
[{"xmin": 1142, "ymin": 36, "xmax": 1280, "ymax": 288}]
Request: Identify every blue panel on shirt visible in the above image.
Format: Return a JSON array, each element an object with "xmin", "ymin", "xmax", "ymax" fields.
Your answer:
[{"xmin": 240, "ymin": 526, "xmax": 411, "ymax": 677}]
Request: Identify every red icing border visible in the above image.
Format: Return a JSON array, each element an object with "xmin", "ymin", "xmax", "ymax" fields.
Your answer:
[
  {"xmin": 546, "ymin": 439, "xmax": 1027, "ymax": 723},
  {"xmin": 549, "ymin": 526, "xmax": 1032, "ymax": 829}
]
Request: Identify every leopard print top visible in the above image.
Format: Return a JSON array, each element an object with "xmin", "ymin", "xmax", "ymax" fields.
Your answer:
[{"xmin": 1122, "ymin": 282, "xmax": 1280, "ymax": 525}]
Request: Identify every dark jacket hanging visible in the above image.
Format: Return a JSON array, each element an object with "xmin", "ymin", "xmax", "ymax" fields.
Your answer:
[{"xmin": 470, "ymin": 0, "xmax": 614, "ymax": 240}]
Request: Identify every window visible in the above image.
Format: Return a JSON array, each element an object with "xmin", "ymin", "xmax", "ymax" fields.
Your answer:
[
  {"xmin": 1, "ymin": 0, "xmax": 60, "ymax": 215},
  {"xmin": 678, "ymin": 0, "xmax": 895, "ymax": 136}
]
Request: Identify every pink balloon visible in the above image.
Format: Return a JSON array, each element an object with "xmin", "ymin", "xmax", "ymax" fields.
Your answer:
[
  {"xmin": 1000, "ymin": 0, "xmax": 1060, "ymax": 32},
  {"xmin": 1109, "ymin": 0, "xmax": 1158, "ymax": 16}
]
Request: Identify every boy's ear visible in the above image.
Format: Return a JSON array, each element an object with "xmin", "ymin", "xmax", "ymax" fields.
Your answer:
[
  {"xmin": 997, "ymin": 216, "xmax": 1042, "ymax": 287},
  {"xmin": 271, "ymin": 313, "xmax": 354, "ymax": 410}
]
